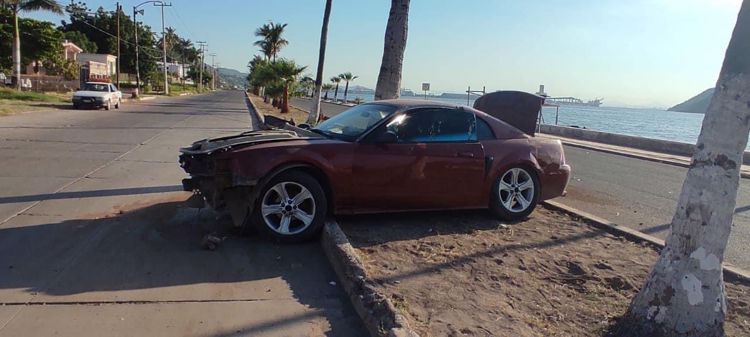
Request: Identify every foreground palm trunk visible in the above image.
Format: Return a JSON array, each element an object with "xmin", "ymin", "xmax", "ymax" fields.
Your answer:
[
  {"xmin": 623, "ymin": 2, "xmax": 750, "ymax": 336},
  {"xmin": 374, "ymin": 0, "xmax": 409, "ymax": 101},
  {"xmin": 308, "ymin": 0, "xmax": 333, "ymax": 125}
]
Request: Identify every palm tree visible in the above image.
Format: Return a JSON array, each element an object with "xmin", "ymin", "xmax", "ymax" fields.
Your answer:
[
  {"xmin": 254, "ymin": 22, "xmax": 288, "ymax": 61},
  {"xmin": 299, "ymin": 76, "xmax": 314, "ymax": 97},
  {"xmin": 2, "ymin": 0, "xmax": 63, "ymax": 91},
  {"xmin": 321, "ymin": 83, "xmax": 333, "ymax": 100},
  {"xmin": 622, "ymin": 2, "xmax": 750, "ymax": 336},
  {"xmin": 339, "ymin": 72, "xmax": 358, "ymax": 103},
  {"xmin": 330, "ymin": 76, "xmax": 341, "ymax": 102},
  {"xmin": 272, "ymin": 59, "xmax": 306, "ymax": 113},
  {"xmin": 374, "ymin": 0, "xmax": 410, "ymax": 100},
  {"xmin": 308, "ymin": 0, "xmax": 333, "ymax": 125}
]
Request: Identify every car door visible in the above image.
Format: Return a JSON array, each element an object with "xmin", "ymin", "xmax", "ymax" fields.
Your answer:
[{"xmin": 351, "ymin": 108, "xmax": 486, "ymax": 211}]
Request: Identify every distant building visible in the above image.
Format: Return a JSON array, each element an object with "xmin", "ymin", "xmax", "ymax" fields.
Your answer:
[
  {"xmin": 156, "ymin": 61, "xmax": 191, "ymax": 79},
  {"xmin": 25, "ymin": 40, "xmax": 83, "ymax": 75},
  {"xmin": 62, "ymin": 40, "xmax": 83, "ymax": 61},
  {"xmin": 76, "ymin": 53, "xmax": 117, "ymax": 77}
]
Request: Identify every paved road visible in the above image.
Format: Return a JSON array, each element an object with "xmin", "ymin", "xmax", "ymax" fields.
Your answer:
[
  {"xmin": 0, "ymin": 91, "xmax": 364, "ymax": 336},
  {"xmin": 291, "ymin": 97, "xmax": 750, "ymax": 271}
]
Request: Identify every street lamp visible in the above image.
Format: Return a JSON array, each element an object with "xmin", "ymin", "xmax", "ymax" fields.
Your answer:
[{"xmin": 133, "ymin": 1, "xmax": 171, "ymax": 97}]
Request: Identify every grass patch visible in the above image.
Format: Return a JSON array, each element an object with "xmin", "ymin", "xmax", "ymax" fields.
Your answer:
[
  {"xmin": 0, "ymin": 88, "xmax": 70, "ymax": 103},
  {"xmin": 0, "ymin": 88, "xmax": 72, "ymax": 116}
]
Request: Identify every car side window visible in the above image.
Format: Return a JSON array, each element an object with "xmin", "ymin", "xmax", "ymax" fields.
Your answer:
[
  {"xmin": 373, "ymin": 108, "xmax": 477, "ymax": 143},
  {"xmin": 476, "ymin": 117, "xmax": 495, "ymax": 140}
]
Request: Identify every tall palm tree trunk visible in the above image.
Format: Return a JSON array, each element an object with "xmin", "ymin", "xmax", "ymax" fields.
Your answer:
[
  {"xmin": 343, "ymin": 81, "xmax": 349, "ymax": 102},
  {"xmin": 622, "ymin": 2, "xmax": 750, "ymax": 336},
  {"xmin": 12, "ymin": 7, "xmax": 21, "ymax": 91},
  {"xmin": 333, "ymin": 83, "xmax": 339, "ymax": 102},
  {"xmin": 309, "ymin": 0, "xmax": 333, "ymax": 124},
  {"xmin": 374, "ymin": 0, "xmax": 410, "ymax": 100},
  {"xmin": 282, "ymin": 84, "xmax": 289, "ymax": 113}
]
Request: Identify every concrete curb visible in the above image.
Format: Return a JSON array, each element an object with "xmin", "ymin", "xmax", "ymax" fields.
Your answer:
[
  {"xmin": 542, "ymin": 200, "xmax": 750, "ymax": 285},
  {"xmin": 243, "ymin": 91, "xmax": 266, "ymax": 126},
  {"xmin": 557, "ymin": 140, "xmax": 750, "ymax": 179},
  {"xmin": 320, "ymin": 220, "xmax": 419, "ymax": 337}
]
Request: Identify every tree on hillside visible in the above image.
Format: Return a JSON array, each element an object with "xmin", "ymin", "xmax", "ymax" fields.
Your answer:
[
  {"xmin": 1, "ymin": 0, "xmax": 63, "ymax": 90},
  {"xmin": 620, "ymin": 2, "xmax": 750, "ymax": 336},
  {"xmin": 374, "ymin": 0, "xmax": 409, "ymax": 100},
  {"xmin": 254, "ymin": 21, "xmax": 288, "ymax": 61},
  {"xmin": 339, "ymin": 72, "xmax": 357, "ymax": 102},
  {"xmin": 330, "ymin": 75, "xmax": 341, "ymax": 101},
  {"xmin": 308, "ymin": 0, "xmax": 333, "ymax": 125}
]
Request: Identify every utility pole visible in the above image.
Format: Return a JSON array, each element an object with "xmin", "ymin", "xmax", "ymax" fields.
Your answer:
[
  {"xmin": 153, "ymin": 2, "xmax": 172, "ymax": 95},
  {"xmin": 133, "ymin": 7, "xmax": 144, "ymax": 97},
  {"xmin": 116, "ymin": 3, "xmax": 121, "ymax": 88},
  {"xmin": 209, "ymin": 53, "xmax": 216, "ymax": 90},
  {"xmin": 196, "ymin": 41, "xmax": 207, "ymax": 92}
]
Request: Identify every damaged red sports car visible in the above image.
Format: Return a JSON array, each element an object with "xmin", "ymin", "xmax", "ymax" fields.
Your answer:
[{"xmin": 179, "ymin": 91, "xmax": 570, "ymax": 242}]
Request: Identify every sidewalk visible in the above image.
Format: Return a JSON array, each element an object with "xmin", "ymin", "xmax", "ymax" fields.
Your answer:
[{"xmin": 539, "ymin": 132, "xmax": 750, "ymax": 178}]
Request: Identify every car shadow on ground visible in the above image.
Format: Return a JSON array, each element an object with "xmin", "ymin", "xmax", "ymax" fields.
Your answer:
[{"xmin": 0, "ymin": 199, "xmax": 363, "ymax": 336}]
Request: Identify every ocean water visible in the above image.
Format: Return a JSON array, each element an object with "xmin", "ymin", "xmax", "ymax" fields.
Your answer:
[{"xmin": 344, "ymin": 92, "xmax": 724, "ymax": 149}]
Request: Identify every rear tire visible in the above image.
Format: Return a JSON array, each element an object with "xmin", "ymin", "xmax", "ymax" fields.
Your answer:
[
  {"xmin": 115, "ymin": 98, "xmax": 120, "ymax": 109},
  {"xmin": 490, "ymin": 166, "xmax": 540, "ymax": 221},
  {"xmin": 251, "ymin": 171, "xmax": 327, "ymax": 243}
]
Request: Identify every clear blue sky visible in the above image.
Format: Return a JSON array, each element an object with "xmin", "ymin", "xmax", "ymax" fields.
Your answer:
[{"xmin": 28, "ymin": 0, "xmax": 742, "ymax": 107}]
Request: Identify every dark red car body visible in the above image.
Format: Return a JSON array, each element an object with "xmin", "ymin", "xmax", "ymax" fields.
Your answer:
[{"xmin": 179, "ymin": 94, "xmax": 570, "ymax": 219}]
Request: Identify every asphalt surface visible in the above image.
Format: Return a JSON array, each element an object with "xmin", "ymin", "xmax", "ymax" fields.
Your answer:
[
  {"xmin": 0, "ymin": 91, "xmax": 364, "ymax": 337},
  {"xmin": 290, "ymin": 97, "xmax": 750, "ymax": 271}
]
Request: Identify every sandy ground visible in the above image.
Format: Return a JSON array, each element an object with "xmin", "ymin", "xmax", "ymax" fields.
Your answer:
[
  {"xmin": 249, "ymin": 94, "xmax": 310, "ymax": 125},
  {"xmin": 340, "ymin": 206, "xmax": 750, "ymax": 337}
]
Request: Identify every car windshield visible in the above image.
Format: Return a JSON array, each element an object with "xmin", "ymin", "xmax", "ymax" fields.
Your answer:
[
  {"xmin": 313, "ymin": 103, "xmax": 397, "ymax": 141},
  {"xmin": 82, "ymin": 83, "xmax": 109, "ymax": 92}
]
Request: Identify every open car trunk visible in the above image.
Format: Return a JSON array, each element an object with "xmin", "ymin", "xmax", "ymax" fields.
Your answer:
[{"xmin": 473, "ymin": 91, "xmax": 544, "ymax": 136}]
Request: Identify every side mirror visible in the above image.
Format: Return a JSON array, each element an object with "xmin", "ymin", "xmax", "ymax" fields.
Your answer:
[{"xmin": 374, "ymin": 131, "xmax": 398, "ymax": 143}]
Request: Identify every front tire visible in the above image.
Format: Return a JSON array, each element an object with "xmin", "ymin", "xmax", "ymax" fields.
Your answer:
[
  {"xmin": 105, "ymin": 99, "xmax": 111, "ymax": 110},
  {"xmin": 252, "ymin": 171, "xmax": 327, "ymax": 242},
  {"xmin": 115, "ymin": 98, "xmax": 121, "ymax": 109},
  {"xmin": 490, "ymin": 166, "xmax": 540, "ymax": 221}
]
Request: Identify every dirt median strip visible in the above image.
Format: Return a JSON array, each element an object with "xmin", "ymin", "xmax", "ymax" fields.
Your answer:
[
  {"xmin": 336, "ymin": 207, "xmax": 750, "ymax": 336},
  {"xmin": 321, "ymin": 220, "xmax": 419, "ymax": 337}
]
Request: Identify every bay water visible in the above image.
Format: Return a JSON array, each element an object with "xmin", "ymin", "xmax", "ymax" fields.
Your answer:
[{"xmin": 343, "ymin": 92, "xmax": 725, "ymax": 149}]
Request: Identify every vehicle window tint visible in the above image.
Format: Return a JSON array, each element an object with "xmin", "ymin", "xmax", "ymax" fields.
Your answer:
[
  {"xmin": 476, "ymin": 117, "xmax": 495, "ymax": 140},
  {"xmin": 386, "ymin": 108, "xmax": 476, "ymax": 143}
]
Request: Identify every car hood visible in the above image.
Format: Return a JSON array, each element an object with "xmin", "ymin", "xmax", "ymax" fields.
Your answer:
[
  {"xmin": 473, "ymin": 91, "xmax": 544, "ymax": 136},
  {"xmin": 180, "ymin": 126, "xmax": 324, "ymax": 156},
  {"xmin": 74, "ymin": 91, "xmax": 109, "ymax": 97}
]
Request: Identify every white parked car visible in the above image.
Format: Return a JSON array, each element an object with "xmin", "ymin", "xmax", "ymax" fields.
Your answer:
[{"xmin": 72, "ymin": 82, "xmax": 122, "ymax": 110}]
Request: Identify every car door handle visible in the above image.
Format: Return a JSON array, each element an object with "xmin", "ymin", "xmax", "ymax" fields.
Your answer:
[{"xmin": 457, "ymin": 152, "xmax": 475, "ymax": 158}]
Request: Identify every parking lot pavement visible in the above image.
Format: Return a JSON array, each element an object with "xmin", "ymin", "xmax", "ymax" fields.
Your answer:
[{"xmin": 0, "ymin": 91, "xmax": 365, "ymax": 336}]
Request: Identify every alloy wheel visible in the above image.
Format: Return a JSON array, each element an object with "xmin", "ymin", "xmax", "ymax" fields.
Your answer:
[
  {"xmin": 498, "ymin": 168, "xmax": 535, "ymax": 213},
  {"xmin": 261, "ymin": 182, "xmax": 316, "ymax": 235}
]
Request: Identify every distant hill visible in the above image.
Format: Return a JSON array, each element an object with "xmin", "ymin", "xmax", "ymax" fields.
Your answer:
[
  {"xmin": 668, "ymin": 88, "xmax": 714, "ymax": 113},
  {"xmin": 217, "ymin": 67, "xmax": 248, "ymax": 89}
]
